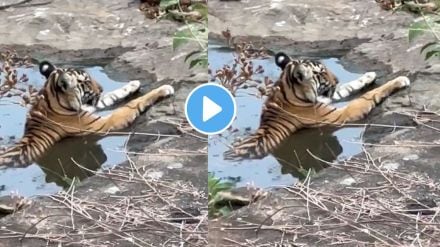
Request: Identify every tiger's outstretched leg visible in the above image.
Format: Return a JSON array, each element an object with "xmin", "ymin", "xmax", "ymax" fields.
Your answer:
[
  {"xmin": 79, "ymin": 84, "xmax": 174, "ymax": 133},
  {"xmin": 81, "ymin": 80, "xmax": 141, "ymax": 113},
  {"xmin": 323, "ymin": 76, "xmax": 410, "ymax": 124},
  {"xmin": 331, "ymin": 72, "xmax": 377, "ymax": 101},
  {"xmin": 316, "ymin": 72, "xmax": 377, "ymax": 104}
]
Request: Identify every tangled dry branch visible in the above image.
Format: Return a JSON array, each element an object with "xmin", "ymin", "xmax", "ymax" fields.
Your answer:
[
  {"xmin": 0, "ymin": 49, "xmax": 38, "ymax": 107},
  {"xmin": 209, "ymin": 30, "xmax": 273, "ymax": 96}
]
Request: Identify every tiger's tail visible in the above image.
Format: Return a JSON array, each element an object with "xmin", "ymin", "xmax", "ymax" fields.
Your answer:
[
  {"xmin": 0, "ymin": 144, "xmax": 28, "ymax": 168},
  {"xmin": 224, "ymin": 127, "xmax": 289, "ymax": 160},
  {"xmin": 224, "ymin": 103, "xmax": 301, "ymax": 160},
  {"xmin": 0, "ymin": 133, "xmax": 58, "ymax": 168},
  {"xmin": 223, "ymin": 133, "xmax": 267, "ymax": 160}
]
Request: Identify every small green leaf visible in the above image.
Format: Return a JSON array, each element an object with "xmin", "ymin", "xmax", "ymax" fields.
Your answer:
[
  {"xmin": 408, "ymin": 16, "xmax": 440, "ymax": 43},
  {"xmin": 160, "ymin": 0, "xmax": 179, "ymax": 9},
  {"xmin": 192, "ymin": 3, "xmax": 208, "ymax": 20},
  {"xmin": 425, "ymin": 50, "xmax": 440, "ymax": 60},
  {"xmin": 420, "ymin": 42, "xmax": 438, "ymax": 54},
  {"xmin": 214, "ymin": 181, "xmax": 234, "ymax": 191},
  {"xmin": 173, "ymin": 28, "xmax": 192, "ymax": 50},
  {"xmin": 186, "ymin": 49, "xmax": 208, "ymax": 69},
  {"xmin": 408, "ymin": 20, "xmax": 429, "ymax": 43},
  {"xmin": 208, "ymin": 174, "xmax": 235, "ymax": 217},
  {"xmin": 173, "ymin": 24, "xmax": 207, "ymax": 51},
  {"xmin": 418, "ymin": 41, "xmax": 440, "ymax": 60},
  {"xmin": 189, "ymin": 57, "xmax": 208, "ymax": 69},
  {"xmin": 184, "ymin": 50, "xmax": 201, "ymax": 62}
]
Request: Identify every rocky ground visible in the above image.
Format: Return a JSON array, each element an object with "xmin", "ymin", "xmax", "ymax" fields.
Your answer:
[
  {"xmin": 209, "ymin": 0, "xmax": 440, "ymax": 246},
  {"xmin": 0, "ymin": 0, "xmax": 207, "ymax": 246}
]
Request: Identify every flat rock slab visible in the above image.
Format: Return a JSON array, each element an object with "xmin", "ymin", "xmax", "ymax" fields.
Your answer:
[
  {"xmin": 209, "ymin": 0, "xmax": 440, "ymax": 245},
  {"xmin": 209, "ymin": 0, "xmax": 432, "ymax": 71},
  {"xmin": 1, "ymin": 0, "xmax": 149, "ymax": 49},
  {"xmin": 0, "ymin": 0, "xmax": 205, "ymax": 83}
]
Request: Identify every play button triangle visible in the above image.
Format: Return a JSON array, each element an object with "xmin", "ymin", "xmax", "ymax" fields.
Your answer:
[{"xmin": 203, "ymin": 96, "xmax": 222, "ymax": 122}]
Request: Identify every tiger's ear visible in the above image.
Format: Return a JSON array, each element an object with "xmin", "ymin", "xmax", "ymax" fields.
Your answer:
[
  {"xmin": 275, "ymin": 52, "xmax": 290, "ymax": 70},
  {"xmin": 39, "ymin": 61, "xmax": 56, "ymax": 79}
]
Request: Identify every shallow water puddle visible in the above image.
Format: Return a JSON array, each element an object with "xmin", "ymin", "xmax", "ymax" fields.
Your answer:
[
  {"xmin": 208, "ymin": 45, "xmax": 365, "ymax": 188},
  {"xmin": 0, "ymin": 66, "xmax": 128, "ymax": 196}
]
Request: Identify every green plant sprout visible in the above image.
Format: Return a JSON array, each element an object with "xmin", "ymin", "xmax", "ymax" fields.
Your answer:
[{"xmin": 208, "ymin": 173, "xmax": 235, "ymax": 217}]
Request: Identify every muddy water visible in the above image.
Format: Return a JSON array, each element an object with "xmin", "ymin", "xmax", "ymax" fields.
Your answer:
[
  {"xmin": 0, "ymin": 66, "xmax": 129, "ymax": 197},
  {"xmin": 208, "ymin": 46, "xmax": 365, "ymax": 188}
]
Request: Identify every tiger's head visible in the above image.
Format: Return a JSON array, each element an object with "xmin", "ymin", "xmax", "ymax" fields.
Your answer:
[
  {"xmin": 273, "ymin": 52, "xmax": 338, "ymax": 104},
  {"xmin": 39, "ymin": 61, "xmax": 103, "ymax": 111}
]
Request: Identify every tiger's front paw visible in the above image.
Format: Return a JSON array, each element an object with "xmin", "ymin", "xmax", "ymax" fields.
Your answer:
[
  {"xmin": 395, "ymin": 76, "xmax": 411, "ymax": 88},
  {"xmin": 127, "ymin": 80, "xmax": 141, "ymax": 92},
  {"xmin": 364, "ymin": 72, "xmax": 377, "ymax": 84},
  {"xmin": 158, "ymin": 85, "xmax": 175, "ymax": 97}
]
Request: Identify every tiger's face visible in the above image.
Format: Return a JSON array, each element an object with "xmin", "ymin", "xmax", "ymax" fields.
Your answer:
[
  {"xmin": 39, "ymin": 61, "xmax": 103, "ymax": 111},
  {"xmin": 274, "ymin": 52, "xmax": 338, "ymax": 103}
]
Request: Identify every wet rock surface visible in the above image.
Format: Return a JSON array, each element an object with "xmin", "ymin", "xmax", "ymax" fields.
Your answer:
[
  {"xmin": 0, "ymin": 0, "xmax": 207, "ymax": 246},
  {"xmin": 209, "ymin": 0, "xmax": 440, "ymax": 246}
]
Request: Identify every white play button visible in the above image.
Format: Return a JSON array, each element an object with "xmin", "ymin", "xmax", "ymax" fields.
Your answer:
[
  {"xmin": 203, "ymin": 96, "xmax": 222, "ymax": 122},
  {"xmin": 185, "ymin": 83, "xmax": 236, "ymax": 135}
]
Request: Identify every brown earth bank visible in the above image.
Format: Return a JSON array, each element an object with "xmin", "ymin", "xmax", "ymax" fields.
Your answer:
[
  {"xmin": 0, "ymin": 0, "xmax": 208, "ymax": 246},
  {"xmin": 209, "ymin": 0, "xmax": 440, "ymax": 246}
]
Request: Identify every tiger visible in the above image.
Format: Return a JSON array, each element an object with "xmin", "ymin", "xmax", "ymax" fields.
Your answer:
[
  {"xmin": 38, "ymin": 61, "xmax": 142, "ymax": 113},
  {"xmin": 272, "ymin": 53, "xmax": 377, "ymax": 105},
  {"xmin": 0, "ymin": 61, "xmax": 174, "ymax": 167},
  {"xmin": 224, "ymin": 52, "xmax": 410, "ymax": 159}
]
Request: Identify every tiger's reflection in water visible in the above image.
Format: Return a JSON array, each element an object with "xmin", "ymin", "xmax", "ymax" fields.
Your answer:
[
  {"xmin": 36, "ymin": 136, "xmax": 107, "ymax": 187},
  {"xmin": 272, "ymin": 127, "xmax": 344, "ymax": 180}
]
